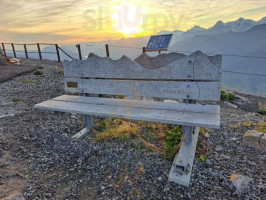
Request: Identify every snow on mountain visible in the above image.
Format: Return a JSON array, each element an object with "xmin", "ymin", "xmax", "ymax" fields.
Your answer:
[
  {"xmin": 167, "ymin": 16, "xmax": 266, "ymax": 37},
  {"xmin": 257, "ymin": 16, "xmax": 266, "ymax": 24},
  {"xmin": 227, "ymin": 18, "xmax": 256, "ymax": 32},
  {"xmin": 207, "ymin": 18, "xmax": 259, "ymax": 34},
  {"xmin": 208, "ymin": 20, "xmax": 230, "ymax": 34},
  {"xmin": 186, "ymin": 25, "xmax": 206, "ymax": 33}
]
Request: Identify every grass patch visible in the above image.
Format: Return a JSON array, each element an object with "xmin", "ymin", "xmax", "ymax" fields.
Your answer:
[
  {"xmin": 23, "ymin": 79, "xmax": 33, "ymax": 83},
  {"xmin": 57, "ymin": 68, "xmax": 64, "ymax": 74},
  {"xmin": 259, "ymin": 108, "xmax": 266, "ymax": 115},
  {"xmin": 164, "ymin": 126, "xmax": 183, "ymax": 160},
  {"xmin": 93, "ymin": 119, "xmax": 187, "ymax": 160},
  {"xmin": 33, "ymin": 70, "xmax": 43, "ymax": 75},
  {"xmin": 242, "ymin": 121, "xmax": 253, "ymax": 128},
  {"xmin": 257, "ymin": 121, "xmax": 266, "ymax": 133},
  {"xmin": 221, "ymin": 90, "xmax": 236, "ymax": 101},
  {"xmin": 94, "ymin": 119, "xmax": 139, "ymax": 141},
  {"xmin": 230, "ymin": 124, "xmax": 239, "ymax": 130},
  {"xmin": 12, "ymin": 97, "xmax": 21, "ymax": 102},
  {"xmin": 196, "ymin": 154, "xmax": 208, "ymax": 162}
]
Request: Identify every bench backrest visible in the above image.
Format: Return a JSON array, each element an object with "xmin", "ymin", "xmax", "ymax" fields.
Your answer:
[{"xmin": 63, "ymin": 51, "xmax": 222, "ymax": 102}]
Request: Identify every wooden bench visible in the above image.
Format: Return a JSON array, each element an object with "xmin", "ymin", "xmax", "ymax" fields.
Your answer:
[{"xmin": 34, "ymin": 51, "xmax": 222, "ymax": 186}]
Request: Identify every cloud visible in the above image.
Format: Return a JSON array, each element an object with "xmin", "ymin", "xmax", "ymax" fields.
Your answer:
[
  {"xmin": 0, "ymin": 0, "xmax": 265, "ymax": 42},
  {"xmin": 0, "ymin": 30, "xmax": 71, "ymax": 43}
]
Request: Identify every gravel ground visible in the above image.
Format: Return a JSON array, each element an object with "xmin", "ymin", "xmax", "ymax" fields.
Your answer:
[{"xmin": 0, "ymin": 59, "xmax": 265, "ymax": 199}]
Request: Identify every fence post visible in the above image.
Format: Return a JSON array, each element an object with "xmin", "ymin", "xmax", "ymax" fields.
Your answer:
[
  {"xmin": 55, "ymin": 44, "xmax": 61, "ymax": 62},
  {"xmin": 76, "ymin": 44, "xmax": 82, "ymax": 60},
  {"xmin": 11, "ymin": 43, "xmax": 16, "ymax": 58},
  {"xmin": 1, "ymin": 43, "xmax": 6, "ymax": 56},
  {"xmin": 37, "ymin": 43, "xmax": 42, "ymax": 60},
  {"xmin": 105, "ymin": 44, "xmax": 110, "ymax": 57},
  {"xmin": 142, "ymin": 47, "xmax": 146, "ymax": 54},
  {"xmin": 24, "ymin": 44, "xmax": 28, "ymax": 59}
]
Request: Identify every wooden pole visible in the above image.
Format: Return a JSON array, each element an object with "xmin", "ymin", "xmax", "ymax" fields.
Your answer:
[
  {"xmin": 76, "ymin": 44, "xmax": 82, "ymax": 60},
  {"xmin": 11, "ymin": 43, "xmax": 16, "ymax": 58},
  {"xmin": 37, "ymin": 43, "xmax": 42, "ymax": 60},
  {"xmin": 24, "ymin": 44, "xmax": 28, "ymax": 59},
  {"xmin": 105, "ymin": 44, "xmax": 110, "ymax": 57},
  {"xmin": 1, "ymin": 43, "xmax": 6, "ymax": 56},
  {"xmin": 55, "ymin": 44, "xmax": 61, "ymax": 62},
  {"xmin": 142, "ymin": 47, "xmax": 146, "ymax": 54}
]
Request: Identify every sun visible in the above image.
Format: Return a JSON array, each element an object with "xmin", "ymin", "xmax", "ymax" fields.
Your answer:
[{"xmin": 112, "ymin": 4, "xmax": 143, "ymax": 37}]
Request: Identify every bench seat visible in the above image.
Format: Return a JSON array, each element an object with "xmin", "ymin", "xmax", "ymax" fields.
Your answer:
[{"xmin": 34, "ymin": 95, "xmax": 220, "ymax": 128}]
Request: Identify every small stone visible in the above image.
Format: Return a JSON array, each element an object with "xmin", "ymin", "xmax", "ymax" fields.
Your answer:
[
  {"xmin": 215, "ymin": 145, "xmax": 223, "ymax": 152},
  {"xmin": 221, "ymin": 154, "xmax": 231, "ymax": 160},
  {"xmin": 204, "ymin": 132, "xmax": 210, "ymax": 138},
  {"xmin": 243, "ymin": 130, "xmax": 266, "ymax": 151},
  {"xmin": 229, "ymin": 174, "xmax": 253, "ymax": 193},
  {"xmin": 70, "ymin": 114, "xmax": 78, "ymax": 120},
  {"xmin": 224, "ymin": 101, "xmax": 237, "ymax": 109},
  {"xmin": 229, "ymin": 137, "xmax": 238, "ymax": 141},
  {"xmin": 234, "ymin": 94, "xmax": 250, "ymax": 103},
  {"xmin": 158, "ymin": 177, "xmax": 162, "ymax": 181}
]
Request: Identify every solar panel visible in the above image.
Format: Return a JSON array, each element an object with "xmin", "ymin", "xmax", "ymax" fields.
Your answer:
[{"xmin": 146, "ymin": 34, "xmax": 173, "ymax": 51}]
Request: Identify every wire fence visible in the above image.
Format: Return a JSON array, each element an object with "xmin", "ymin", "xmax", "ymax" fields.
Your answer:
[{"xmin": 1, "ymin": 42, "xmax": 266, "ymax": 77}]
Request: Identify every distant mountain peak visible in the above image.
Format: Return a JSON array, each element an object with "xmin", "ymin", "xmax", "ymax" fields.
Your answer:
[
  {"xmin": 216, "ymin": 20, "xmax": 224, "ymax": 24},
  {"xmin": 156, "ymin": 16, "xmax": 266, "ymax": 39},
  {"xmin": 210, "ymin": 20, "xmax": 226, "ymax": 32},
  {"xmin": 258, "ymin": 16, "xmax": 266, "ymax": 24},
  {"xmin": 236, "ymin": 17, "xmax": 244, "ymax": 21},
  {"xmin": 187, "ymin": 25, "xmax": 205, "ymax": 33}
]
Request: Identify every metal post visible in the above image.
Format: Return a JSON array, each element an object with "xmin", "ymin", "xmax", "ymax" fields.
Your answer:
[
  {"xmin": 168, "ymin": 99, "xmax": 198, "ymax": 186},
  {"xmin": 55, "ymin": 44, "xmax": 61, "ymax": 62},
  {"xmin": 11, "ymin": 43, "xmax": 16, "ymax": 58},
  {"xmin": 76, "ymin": 44, "xmax": 82, "ymax": 60},
  {"xmin": 72, "ymin": 93, "xmax": 94, "ymax": 139},
  {"xmin": 37, "ymin": 43, "xmax": 42, "ymax": 60},
  {"xmin": 24, "ymin": 44, "xmax": 28, "ymax": 59},
  {"xmin": 183, "ymin": 99, "xmax": 195, "ymax": 143},
  {"xmin": 105, "ymin": 44, "xmax": 110, "ymax": 57},
  {"xmin": 1, "ymin": 43, "xmax": 6, "ymax": 56},
  {"xmin": 142, "ymin": 47, "xmax": 146, "ymax": 53}
]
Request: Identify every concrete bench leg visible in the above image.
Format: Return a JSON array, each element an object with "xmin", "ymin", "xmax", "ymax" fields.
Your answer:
[
  {"xmin": 168, "ymin": 126, "xmax": 199, "ymax": 187},
  {"xmin": 72, "ymin": 115, "xmax": 93, "ymax": 139}
]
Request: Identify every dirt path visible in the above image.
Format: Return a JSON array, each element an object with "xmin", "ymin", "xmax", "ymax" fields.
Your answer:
[{"xmin": 0, "ymin": 64, "xmax": 42, "ymax": 84}]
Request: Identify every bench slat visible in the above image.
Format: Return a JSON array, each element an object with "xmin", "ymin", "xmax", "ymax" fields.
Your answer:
[
  {"xmin": 34, "ymin": 97, "xmax": 220, "ymax": 128},
  {"xmin": 65, "ymin": 78, "xmax": 221, "ymax": 101},
  {"xmin": 64, "ymin": 51, "xmax": 222, "ymax": 81},
  {"xmin": 53, "ymin": 95, "xmax": 220, "ymax": 114}
]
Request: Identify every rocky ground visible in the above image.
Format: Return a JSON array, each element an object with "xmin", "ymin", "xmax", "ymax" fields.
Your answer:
[{"xmin": 0, "ymin": 59, "xmax": 265, "ymax": 200}]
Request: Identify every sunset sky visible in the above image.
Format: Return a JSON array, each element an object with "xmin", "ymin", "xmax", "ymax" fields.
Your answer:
[{"xmin": 0, "ymin": 0, "xmax": 266, "ymax": 43}]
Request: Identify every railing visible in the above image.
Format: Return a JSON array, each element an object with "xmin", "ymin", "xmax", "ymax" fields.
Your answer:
[
  {"xmin": 1, "ymin": 43, "xmax": 64, "ymax": 62},
  {"xmin": 2, "ymin": 42, "xmax": 265, "ymax": 63},
  {"xmin": 1, "ymin": 42, "xmax": 146, "ymax": 62}
]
